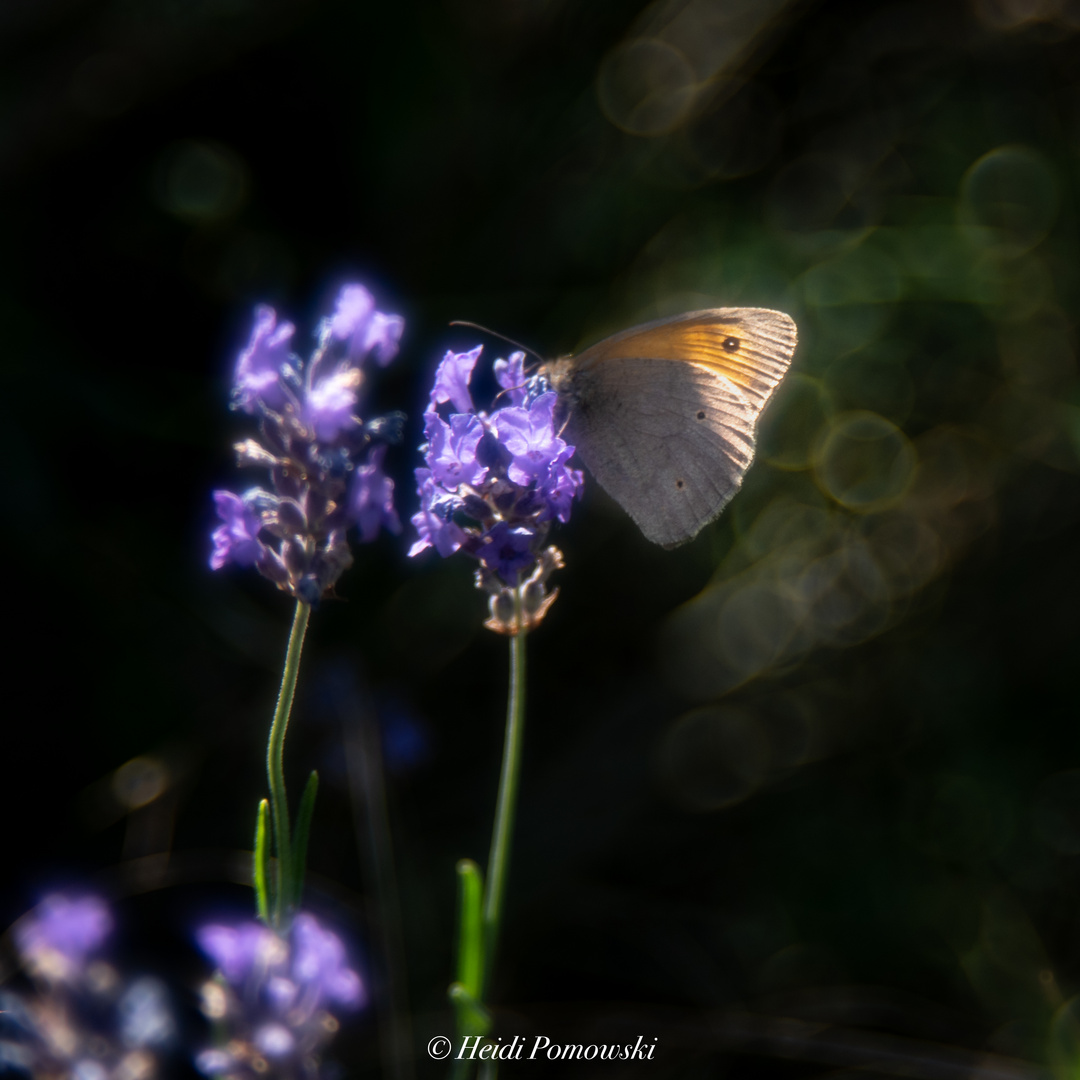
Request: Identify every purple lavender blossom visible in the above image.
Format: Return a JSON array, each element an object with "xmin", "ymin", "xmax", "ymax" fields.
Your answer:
[
  {"xmin": 494, "ymin": 350, "xmax": 528, "ymax": 406},
  {"xmin": 195, "ymin": 922, "xmax": 276, "ymax": 985},
  {"xmin": 234, "ymin": 305, "xmax": 295, "ymax": 415},
  {"xmin": 409, "ymin": 469, "xmax": 466, "ymax": 558},
  {"xmin": 290, "ymin": 915, "xmax": 364, "ymax": 1008},
  {"xmin": 329, "ymin": 284, "xmax": 404, "ymax": 366},
  {"xmin": 477, "ymin": 522, "xmax": 538, "ymax": 577},
  {"xmin": 15, "ymin": 895, "xmax": 112, "ymax": 973},
  {"xmin": 495, "ymin": 392, "xmax": 566, "ymax": 486},
  {"xmin": 410, "ymin": 345, "xmax": 583, "ymax": 634},
  {"xmin": 194, "ymin": 913, "xmax": 363, "ymax": 1077},
  {"xmin": 209, "ymin": 491, "xmax": 266, "ymax": 570},
  {"xmin": 429, "ymin": 345, "xmax": 481, "ymax": 414},
  {"xmin": 210, "ymin": 284, "xmax": 405, "ymax": 603},
  {"xmin": 348, "ymin": 444, "xmax": 402, "ymax": 543},
  {"xmin": 303, "ymin": 367, "xmax": 361, "ymax": 442},
  {"xmin": 425, "ymin": 411, "xmax": 488, "ymax": 488}
]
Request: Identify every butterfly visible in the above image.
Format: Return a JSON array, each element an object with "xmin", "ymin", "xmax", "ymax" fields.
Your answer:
[{"xmin": 538, "ymin": 308, "xmax": 797, "ymax": 548}]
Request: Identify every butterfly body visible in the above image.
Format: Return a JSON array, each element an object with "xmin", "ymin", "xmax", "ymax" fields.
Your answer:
[{"xmin": 540, "ymin": 308, "xmax": 797, "ymax": 548}]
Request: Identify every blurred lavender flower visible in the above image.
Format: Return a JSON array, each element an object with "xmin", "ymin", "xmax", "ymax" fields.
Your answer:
[
  {"xmin": 15, "ymin": 894, "xmax": 112, "ymax": 983},
  {"xmin": 410, "ymin": 346, "xmax": 582, "ymax": 633},
  {"xmin": 1, "ymin": 896, "xmax": 174, "ymax": 1080},
  {"xmin": 194, "ymin": 913, "xmax": 363, "ymax": 1079},
  {"xmin": 210, "ymin": 284, "xmax": 405, "ymax": 604}
]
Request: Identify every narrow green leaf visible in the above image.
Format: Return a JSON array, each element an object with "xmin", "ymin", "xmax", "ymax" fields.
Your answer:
[
  {"xmin": 290, "ymin": 770, "xmax": 319, "ymax": 913},
  {"xmin": 254, "ymin": 799, "xmax": 271, "ymax": 925},
  {"xmin": 455, "ymin": 859, "xmax": 484, "ymax": 999}
]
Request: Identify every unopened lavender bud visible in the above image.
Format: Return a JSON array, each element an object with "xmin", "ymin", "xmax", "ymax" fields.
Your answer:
[
  {"xmin": 523, "ymin": 580, "xmax": 544, "ymax": 614},
  {"xmin": 321, "ymin": 531, "xmax": 354, "ymax": 581},
  {"xmin": 462, "ymin": 494, "xmax": 494, "ymax": 520},
  {"xmin": 262, "ymin": 422, "xmax": 291, "ymax": 458},
  {"xmin": 270, "ymin": 465, "xmax": 305, "ymax": 501},
  {"xmin": 284, "ymin": 539, "xmax": 310, "ymax": 577},
  {"xmin": 474, "ymin": 567, "xmax": 502, "ymax": 597},
  {"xmin": 276, "ymin": 499, "xmax": 308, "ymax": 535},
  {"xmin": 296, "ymin": 576, "xmax": 322, "ymax": 606},
  {"xmin": 233, "ymin": 439, "xmax": 280, "ymax": 469},
  {"xmin": 535, "ymin": 545, "xmax": 565, "ymax": 583},
  {"xmin": 476, "ymin": 430, "xmax": 506, "ymax": 470},
  {"xmin": 491, "ymin": 591, "xmax": 515, "ymax": 627},
  {"xmin": 366, "ymin": 411, "xmax": 407, "ymax": 444},
  {"xmin": 257, "ymin": 550, "xmax": 290, "ymax": 587},
  {"xmin": 515, "ymin": 489, "xmax": 544, "ymax": 516}
]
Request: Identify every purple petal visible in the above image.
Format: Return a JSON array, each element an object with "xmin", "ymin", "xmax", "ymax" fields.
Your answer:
[
  {"xmin": 495, "ymin": 393, "xmax": 564, "ymax": 485},
  {"xmin": 304, "ymin": 368, "xmax": 360, "ymax": 442},
  {"xmin": 349, "ymin": 444, "xmax": 402, "ymax": 542},
  {"xmin": 15, "ymin": 895, "xmax": 112, "ymax": 965},
  {"xmin": 478, "ymin": 521, "xmax": 539, "ymax": 578},
  {"xmin": 430, "ymin": 346, "xmax": 481, "ymax": 414},
  {"xmin": 329, "ymin": 285, "xmax": 404, "ymax": 366},
  {"xmin": 426, "ymin": 411, "xmax": 488, "ymax": 489},
  {"xmin": 494, "ymin": 351, "xmax": 528, "ymax": 406},
  {"xmin": 409, "ymin": 469, "xmax": 466, "ymax": 558},
  {"xmin": 210, "ymin": 490, "xmax": 266, "ymax": 570},
  {"xmin": 234, "ymin": 305, "xmax": 294, "ymax": 414},
  {"xmin": 364, "ymin": 311, "xmax": 405, "ymax": 367},
  {"xmin": 541, "ymin": 448, "xmax": 585, "ymax": 523},
  {"xmin": 289, "ymin": 914, "xmax": 364, "ymax": 1010},
  {"xmin": 329, "ymin": 285, "xmax": 375, "ymax": 342},
  {"xmin": 195, "ymin": 922, "xmax": 278, "ymax": 985}
]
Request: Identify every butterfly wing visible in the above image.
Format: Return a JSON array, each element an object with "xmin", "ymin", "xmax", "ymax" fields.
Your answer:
[{"xmin": 558, "ymin": 309, "xmax": 797, "ymax": 548}]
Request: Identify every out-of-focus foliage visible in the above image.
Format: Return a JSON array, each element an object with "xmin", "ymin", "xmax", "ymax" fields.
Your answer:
[{"xmin": 5, "ymin": 0, "xmax": 1080, "ymax": 1076}]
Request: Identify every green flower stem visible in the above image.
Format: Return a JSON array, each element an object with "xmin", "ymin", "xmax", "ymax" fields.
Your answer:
[
  {"xmin": 267, "ymin": 599, "xmax": 311, "ymax": 927},
  {"xmin": 480, "ymin": 586, "xmax": 527, "ymax": 997}
]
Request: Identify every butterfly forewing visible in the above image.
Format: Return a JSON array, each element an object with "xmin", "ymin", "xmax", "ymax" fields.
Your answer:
[
  {"xmin": 550, "ymin": 308, "xmax": 797, "ymax": 547},
  {"xmin": 575, "ymin": 308, "xmax": 796, "ymax": 410}
]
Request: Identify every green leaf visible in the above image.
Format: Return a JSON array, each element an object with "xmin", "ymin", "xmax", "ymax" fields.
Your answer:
[
  {"xmin": 254, "ymin": 799, "xmax": 271, "ymax": 925},
  {"xmin": 290, "ymin": 770, "xmax": 319, "ymax": 913},
  {"xmin": 455, "ymin": 858, "xmax": 485, "ymax": 1000}
]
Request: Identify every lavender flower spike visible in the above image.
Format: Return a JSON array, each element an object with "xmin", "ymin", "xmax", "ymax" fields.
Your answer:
[
  {"xmin": 5, "ymin": 896, "xmax": 176, "ymax": 1079},
  {"xmin": 195, "ymin": 913, "xmax": 364, "ymax": 1077},
  {"xmin": 210, "ymin": 283, "xmax": 406, "ymax": 603},
  {"xmin": 410, "ymin": 344, "xmax": 584, "ymax": 634}
]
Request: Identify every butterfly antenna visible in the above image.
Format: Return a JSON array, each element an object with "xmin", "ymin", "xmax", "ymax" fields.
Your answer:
[{"xmin": 449, "ymin": 320, "xmax": 545, "ymax": 365}]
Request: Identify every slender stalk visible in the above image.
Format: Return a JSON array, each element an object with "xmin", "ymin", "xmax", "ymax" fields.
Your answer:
[
  {"xmin": 480, "ymin": 585, "xmax": 527, "ymax": 996},
  {"xmin": 266, "ymin": 599, "xmax": 311, "ymax": 927}
]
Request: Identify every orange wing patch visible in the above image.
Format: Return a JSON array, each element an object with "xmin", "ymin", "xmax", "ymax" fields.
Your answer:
[{"xmin": 578, "ymin": 312, "xmax": 795, "ymax": 407}]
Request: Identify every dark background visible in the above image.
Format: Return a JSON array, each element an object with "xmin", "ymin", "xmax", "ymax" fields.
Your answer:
[{"xmin": 4, "ymin": 0, "xmax": 1080, "ymax": 1076}]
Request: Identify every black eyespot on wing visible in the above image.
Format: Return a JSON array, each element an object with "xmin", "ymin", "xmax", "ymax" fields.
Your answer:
[
  {"xmin": 696, "ymin": 410, "xmax": 706, "ymax": 420},
  {"xmin": 675, "ymin": 479, "xmax": 685, "ymax": 489},
  {"xmin": 723, "ymin": 336, "xmax": 740, "ymax": 353}
]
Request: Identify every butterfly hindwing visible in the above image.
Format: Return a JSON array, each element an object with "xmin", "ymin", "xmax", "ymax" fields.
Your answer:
[{"xmin": 566, "ymin": 357, "xmax": 758, "ymax": 548}]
